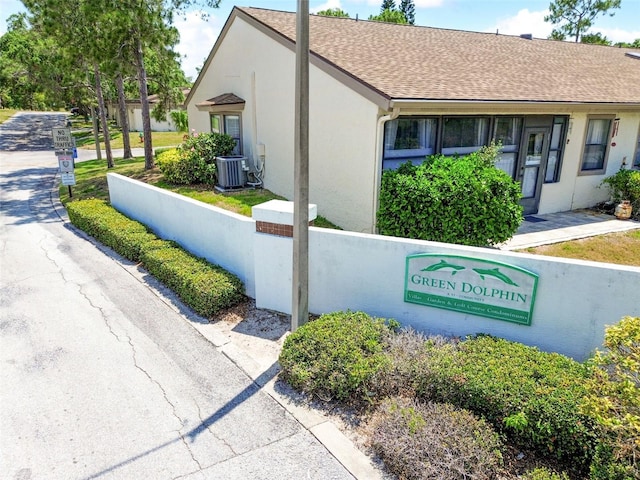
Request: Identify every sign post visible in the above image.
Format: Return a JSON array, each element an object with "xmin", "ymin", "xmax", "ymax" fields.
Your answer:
[{"xmin": 52, "ymin": 127, "xmax": 76, "ymax": 196}]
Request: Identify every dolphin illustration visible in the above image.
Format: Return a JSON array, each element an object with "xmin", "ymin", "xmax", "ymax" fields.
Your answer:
[
  {"xmin": 472, "ymin": 268, "xmax": 518, "ymax": 286},
  {"xmin": 421, "ymin": 260, "xmax": 466, "ymax": 275}
]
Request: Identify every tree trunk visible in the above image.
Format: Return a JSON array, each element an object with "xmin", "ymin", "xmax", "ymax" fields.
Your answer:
[
  {"xmin": 94, "ymin": 63, "xmax": 113, "ymax": 168},
  {"xmin": 116, "ymin": 73, "xmax": 133, "ymax": 159},
  {"xmin": 91, "ymin": 107, "xmax": 102, "ymax": 161},
  {"xmin": 135, "ymin": 38, "xmax": 154, "ymax": 170}
]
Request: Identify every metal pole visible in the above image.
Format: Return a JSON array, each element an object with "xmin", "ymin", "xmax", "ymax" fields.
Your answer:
[{"xmin": 292, "ymin": 0, "xmax": 310, "ymax": 331}]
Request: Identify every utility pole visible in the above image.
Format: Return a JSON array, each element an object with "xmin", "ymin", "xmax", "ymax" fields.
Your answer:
[{"xmin": 292, "ymin": 0, "xmax": 310, "ymax": 331}]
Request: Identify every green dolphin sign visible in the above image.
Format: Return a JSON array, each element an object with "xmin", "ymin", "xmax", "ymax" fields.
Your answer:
[{"xmin": 404, "ymin": 254, "xmax": 539, "ymax": 325}]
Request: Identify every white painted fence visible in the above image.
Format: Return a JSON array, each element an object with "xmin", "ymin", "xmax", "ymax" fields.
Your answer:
[{"xmin": 107, "ymin": 173, "xmax": 640, "ymax": 360}]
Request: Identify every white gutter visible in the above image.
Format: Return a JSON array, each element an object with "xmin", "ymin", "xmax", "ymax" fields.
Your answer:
[{"xmin": 371, "ymin": 107, "xmax": 400, "ymax": 233}]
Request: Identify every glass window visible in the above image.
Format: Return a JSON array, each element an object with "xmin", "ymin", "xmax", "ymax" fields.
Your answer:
[
  {"xmin": 493, "ymin": 117, "xmax": 522, "ymax": 178},
  {"xmin": 545, "ymin": 116, "xmax": 567, "ymax": 183},
  {"xmin": 383, "ymin": 118, "xmax": 437, "ymax": 169},
  {"xmin": 634, "ymin": 127, "xmax": 640, "ymax": 169},
  {"xmin": 210, "ymin": 114, "xmax": 221, "ymax": 133},
  {"xmin": 210, "ymin": 113, "xmax": 242, "ymax": 155},
  {"xmin": 442, "ymin": 117, "xmax": 489, "ymax": 156},
  {"xmin": 581, "ymin": 118, "xmax": 612, "ymax": 172},
  {"xmin": 224, "ymin": 115, "xmax": 242, "ymax": 155},
  {"xmin": 384, "ymin": 118, "xmax": 437, "ymax": 157}
]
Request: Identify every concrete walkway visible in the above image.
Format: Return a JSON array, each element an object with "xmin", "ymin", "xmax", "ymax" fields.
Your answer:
[{"xmin": 500, "ymin": 210, "xmax": 640, "ymax": 250}]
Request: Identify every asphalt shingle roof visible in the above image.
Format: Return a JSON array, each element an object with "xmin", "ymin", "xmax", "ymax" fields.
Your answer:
[{"xmin": 239, "ymin": 7, "xmax": 640, "ymax": 104}]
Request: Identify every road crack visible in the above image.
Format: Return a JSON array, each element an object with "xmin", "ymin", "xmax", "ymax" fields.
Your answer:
[{"xmin": 126, "ymin": 335, "xmax": 203, "ymax": 472}]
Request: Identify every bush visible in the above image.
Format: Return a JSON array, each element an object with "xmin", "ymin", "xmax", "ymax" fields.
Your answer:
[
  {"xmin": 582, "ymin": 316, "xmax": 640, "ymax": 479},
  {"xmin": 140, "ymin": 245, "xmax": 244, "ymax": 317},
  {"xmin": 66, "ymin": 198, "xmax": 156, "ymax": 261},
  {"xmin": 278, "ymin": 311, "xmax": 395, "ymax": 404},
  {"xmin": 156, "ymin": 148, "xmax": 202, "ymax": 185},
  {"xmin": 66, "ymin": 199, "xmax": 244, "ymax": 317},
  {"xmin": 414, "ymin": 335, "xmax": 598, "ymax": 474},
  {"xmin": 601, "ymin": 169, "xmax": 640, "ymax": 219},
  {"xmin": 170, "ymin": 109, "xmax": 188, "ymax": 132},
  {"xmin": 521, "ymin": 467, "xmax": 570, "ymax": 480},
  {"xmin": 156, "ymin": 132, "xmax": 236, "ymax": 185},
  {"xmin": 369, "ymin": 397, "xmax": 503, "ymax": 480},
  {"xmin": 377, "ymin": 144, "xmax": 523, "ymax": 246}
]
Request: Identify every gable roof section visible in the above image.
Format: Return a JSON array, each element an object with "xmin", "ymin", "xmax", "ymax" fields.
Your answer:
[
  {"xmin": 238, "ymin": 7, "xmax": 640, "ymax": 106},
  {"xmin": 186, "ymin": 6, "xmax": 640, "ymax": 109}
]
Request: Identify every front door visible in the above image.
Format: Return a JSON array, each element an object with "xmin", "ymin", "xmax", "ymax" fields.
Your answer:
[{"xmin": 517, "ymin": 128, "xmax": 550, "ymax": 215}]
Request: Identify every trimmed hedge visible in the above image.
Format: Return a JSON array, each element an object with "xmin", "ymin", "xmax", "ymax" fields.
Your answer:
[
  {"xmin": 66, "ymin": 199, "xmax": 244, "ymax": 317},
  {"xmin": 279, "ymin": 311, "xmax": 396, "ymax": 404},
  {"xmin": 412, "ymin": 335, "xmax": 598, "ymax": 474},
  {"xmin": 278, "ymin": 312, "xmax": 603, "ymax": 477}
]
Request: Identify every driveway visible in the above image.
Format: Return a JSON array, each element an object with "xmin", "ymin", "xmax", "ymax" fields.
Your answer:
[{"xmin": 0, "ymin": 112, "xmax": 354, "ymax": 479}]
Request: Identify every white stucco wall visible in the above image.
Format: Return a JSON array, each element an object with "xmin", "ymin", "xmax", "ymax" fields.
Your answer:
[
  {"xmin": 538, "ymin": 111, "xmax": 640, "ymax": 214},
  {"xmin": 106, "ymin": 174, "xmax": 640, "ymax": 361},
  {"xmin": 128, "ymin": 106, "xmax": 177, "ymax": 132},
  {"xmin": 107, "ymin": 173, "xmax": 256, "ymax": 297},
  {"xmin": 187, "ymin": 16, "xmax": 380, "ymax": 233}
]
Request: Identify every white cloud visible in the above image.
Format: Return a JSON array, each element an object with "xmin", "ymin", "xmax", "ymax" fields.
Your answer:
[
  {"xmin": 414, "ymin": 0, "xmax": 444, "ymax": 7},
  {"xmin": 311, "ymin": 0, "xmax": 343, "ymax": 14},
  {"xmin": 595, "ymin": 26, "xmax": 640, "ymax": 43},
  {"xmin": 491, "ymin": 8, "xmax": 552, "ymax": 39},
  {"xmin": 175, "ymin": 11, "xmax": 223, "ymax": 81}
]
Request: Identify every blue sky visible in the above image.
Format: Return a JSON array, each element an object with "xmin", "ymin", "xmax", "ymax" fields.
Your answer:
[{"xmin": 2, "ymin": 0, "xmax": 639, "ymax": 80}]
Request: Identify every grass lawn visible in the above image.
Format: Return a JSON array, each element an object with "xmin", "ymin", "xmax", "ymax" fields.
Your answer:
[
  {"xmin": 60, "ymin": 156, "xmax": 339, "ymax": 228},
  {"xmin": 0, "ymin": 109, "xmax": 19, "ymax": 124},
  {"xmin": 520, "ymin": 229, "xmax": 640, "ymax": 267}
]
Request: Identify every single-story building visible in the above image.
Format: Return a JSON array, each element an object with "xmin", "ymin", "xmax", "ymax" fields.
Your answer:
[
  {"xmin": 185, "ymin": 7, "xmax": 640, "ymax": 233},
  {"xmin": 109, "ymin": 87, "xmax": 190, "ymax": 132}
]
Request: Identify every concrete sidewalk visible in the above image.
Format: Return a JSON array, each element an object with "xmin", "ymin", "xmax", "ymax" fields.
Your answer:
[{"xmin": 500, "ymin": 210, "xmax": 640, "ymax": 250}]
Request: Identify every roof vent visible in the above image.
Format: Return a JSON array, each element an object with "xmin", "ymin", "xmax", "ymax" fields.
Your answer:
[
  {"xmin": 520, "ymin": 33, "xmax": 533, "ymax": 40},
  {"xmin": 626, "ymin": 52, "xmax": 640, "ymax": 60}
]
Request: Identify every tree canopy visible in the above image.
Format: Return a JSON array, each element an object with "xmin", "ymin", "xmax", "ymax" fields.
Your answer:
[
  {"xmin": 369, "ymin": 8, "xmax": 409, "ymax": 24},
  {"xmin": 369, "ymin": 0, "xmax": 414, "ymax": 25},
  {"xmin": 544, "ymin": 0, "xmax": 621, "ymax": 42},
  {"xmin": 316, "ymin": 8, "xmax": 349, "ymax": 18}
]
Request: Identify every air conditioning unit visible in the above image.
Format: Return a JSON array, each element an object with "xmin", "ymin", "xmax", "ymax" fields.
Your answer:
[{"xmin": 216, "ymin": 156, "xmax": 247, "ymax": 189}]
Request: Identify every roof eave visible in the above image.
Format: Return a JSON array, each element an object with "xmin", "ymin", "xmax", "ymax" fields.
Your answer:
[{"xmin": 388, "ymin": 98, "xmax": 640, "ymax": 113}]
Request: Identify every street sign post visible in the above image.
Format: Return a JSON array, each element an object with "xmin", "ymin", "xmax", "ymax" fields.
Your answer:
[
  {"xmin": 52, "ymin": 127, "xmax": 74, "ymax": 150},
  {"xmin": 53, "ymin": 127, "xmax": 75, "ymax": 195}
]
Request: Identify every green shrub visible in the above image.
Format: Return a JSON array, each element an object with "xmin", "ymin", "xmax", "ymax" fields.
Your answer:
[
  {"xmin": 377, "ymin": 144, "xmax": 523, "ymax": 246},
  {"xmin": 66, "ymin": 199, "xmax": 244, "ymax": 317},
  {"xmin": 66, "ymin": 198, "xmax": 155, "ymax": 261},
  {"xmin": 140, "ymin": 246, "xmax": 244, "ymax": 317},
  {"xmin": 601, "ymin": 169, "xmax": 640, "ymax": 219},
  {"xmin": 582, "ymin": 316, "xmax": 640, "ymax": 479},
  {"xmin": 369, "ymin": 397, "xmax": 503, "ymax": 480},
  {"xmin": 156, "ymin": 132, "xmax": 236, "ymax": 185},
  {"xmin": 414, "ymin": 335, "xmax": 598, "ymax": 474},
  {"xmin": 278, "ymin": 311, "xmax": 394, "ymax": 404},
  {"xmin": 521, "ymin": 467, "xmax": 570, "ymax": 480},
  {"xmin": 156, "ymin": 148, "xmax": 205, "ymax": 185},
  {"xmin": 170, "ymin": 109, "xmax": 188, "ymax": 132}
]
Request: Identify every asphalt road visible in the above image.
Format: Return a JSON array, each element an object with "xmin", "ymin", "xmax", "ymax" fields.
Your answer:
[{"xmin": 0, "ymin": 112, "xmax": 354, "ymax": 479}]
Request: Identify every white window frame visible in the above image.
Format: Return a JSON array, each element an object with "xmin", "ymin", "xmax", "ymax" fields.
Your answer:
[
  {"xmin": 579, "ymin": 115, "xmax": 614, "ymax": 175},
  {"xmin": 210, "ymin": 113, "xmax": 242, "ymax": 155},
  {"xmin": 633, "ymin": 123, "xmax": 640, "ymax": 170}
]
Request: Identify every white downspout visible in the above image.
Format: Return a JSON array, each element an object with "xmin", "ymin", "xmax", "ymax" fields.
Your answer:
[{"xmin": 371, "ymin": 108, "xmax": 400, "ymax": 233}]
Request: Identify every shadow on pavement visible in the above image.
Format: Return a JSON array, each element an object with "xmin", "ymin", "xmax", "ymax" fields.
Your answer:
[
  {"xmin": 0, "ymin": 112, "xmax": 68, "ymax": 151},
  {"xmin": 82, "ymin": 362, "xmax": 280, "ymax": 480}
]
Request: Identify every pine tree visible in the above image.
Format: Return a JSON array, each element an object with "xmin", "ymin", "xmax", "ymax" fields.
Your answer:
[
  {"xmin": 380, "ymin": 0, "xmax": 395, "ymax": 13},
  {"xmin": 399, "ymin": 0, "xmax": 415, "ymax": 25}
]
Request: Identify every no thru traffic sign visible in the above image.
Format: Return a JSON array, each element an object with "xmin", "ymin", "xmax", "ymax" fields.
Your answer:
[{"xmin": 52, "ymin": 127, "xmax": 73, "ymax": 150}]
